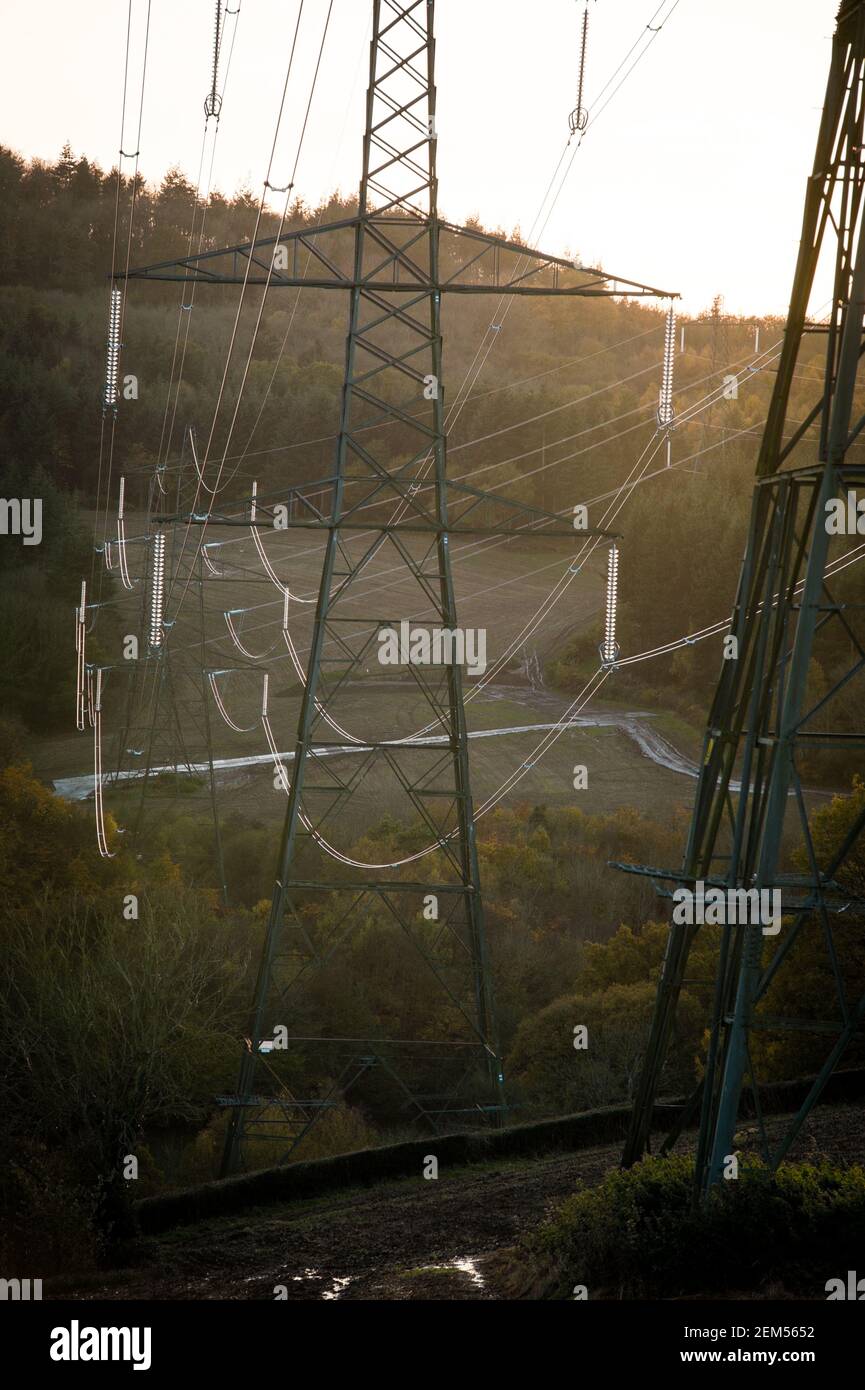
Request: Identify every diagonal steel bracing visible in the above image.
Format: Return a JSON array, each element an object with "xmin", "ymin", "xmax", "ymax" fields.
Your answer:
[
  {"xmin": 621, "ymin": 0, "xmax": 865, "ymax": 1194},
  {"xmin": 118, "ymin": 0, "xmax": 674, "ymax": 1174}
]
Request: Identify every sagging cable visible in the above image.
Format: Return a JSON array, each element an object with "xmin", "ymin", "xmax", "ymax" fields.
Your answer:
[
  {"xmin": 261, "ymin": 682, "xmax": 290, "ymax": 795},
  {"xmin": 203, "ymin": 544, "xmax": 221, "ymax": 577},
  {"xmin": 116, "ymin": 475, "xmax": 134, "ymax": 590},
  {"xmin": 249, "ymin": 479, "xmax": 314, "ymax": 602},
  {"xmin": 189, "ymin": 427, "xmax": 217, "ymax": 496},
  {"xmin": 93, "ymin": 668, "xmax": 114, "ymax": 859},
  {"xmin": 75, "ymin": 580, "xmax": 87, "ymax": 730},
  {"xmin": 207, "ymin": 669, "xmax": 259, "ymax": 732},
  {"xmin": 279, "ymin": 617, "xmax": 366, "ymax": 747},
  {"xmin": 224, "ymin": 606, "xmax": 282, "ymax": 659}
]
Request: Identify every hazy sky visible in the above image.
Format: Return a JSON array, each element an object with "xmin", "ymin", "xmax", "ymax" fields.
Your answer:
[{"xmin": 0, "ymin": 0, "xmax": 840, "ymax": 316}]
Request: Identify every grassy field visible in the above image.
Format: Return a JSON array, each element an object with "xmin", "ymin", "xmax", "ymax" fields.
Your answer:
[{"xmin": 44, "ymin": 682, "xmax": 701, "ymax": 843}]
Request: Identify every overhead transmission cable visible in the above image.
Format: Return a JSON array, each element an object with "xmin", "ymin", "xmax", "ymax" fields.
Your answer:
[
  {"xmin": 533, "ymin": 0, "xmax": 684, "ymax": 253},
  {"xmin": 75, "ymin": 581, "xmax": 88, "ymax": 731},
  {"xmin": 181, "ymin": 344, "xmax": 782, "ymax": 712},
  {"xmin": 259, "ymin": 426, "xmax": 665, "ymax": 840},
  {"xmin": 137, "ymin": 321, "xmax": 664, "ymax": 482},
  {"xmin": 97, "ymin": 0, "xmax": 152, "ymax": 596},
  {"xmin": 91, "ymin": 0, "xmax": 152, "ymax": 594},
  {"xmin": 171, "ymin": 0, "xmax": 686, "ymax": 624},
  {"xmin": 116, "ymin": 475, "xmax": 134, "ymax": 590},
  {"xmin": 214, "ymin": 9, "xmax": 373, "ymax": 491},
  {"xmin": 103, "ymin": 0, "xmax": 695, "ymax": 854},
  {"xmin": 331, "ymin": 0, "xmax": 666, "ymax": 565},
  {"xmin": 172, "ymin": 337, "xmax": 828, "ymax": 678},
  {"xmin": 255, "ymin": 523, "xmax": 865, "ymax": 856},
  {"xmin": 268, "ymin": 484, "xmax": 865, "ymax": 873},
  {"xmin": 210, "ymin": 337, "xmax": 782, "ymax": 582},
  {"xmin": 198, "ymin": 340, "xmax": 780, "ymax": 639},
  {"xmin": 132, "ymin": 0, "xmax": 685, "ymax": 568},
  {"xmin": 221, "ymin": 341, "xmax": 791, "ymax": 784},
  {"xmin": 166, "ymin": 0, "xmax": 334, "ymax": 626},
  {"xmin": 127, "ymin": 0, "xmax": 332, "ymax": 802},
  {"xmin": 155, "ymin": 2, "xmax": 242, "ymax": 487},
  {"xmin": 93, "ymin": 669, "xmax": 114, "ymax": 859}
]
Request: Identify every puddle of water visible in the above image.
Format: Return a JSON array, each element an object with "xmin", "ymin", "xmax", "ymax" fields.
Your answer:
[
  {"xmin": 322, "ymin": 1276, "xmax": 353, "ymax": 1300},
  {"xmin": 451, "ymin": 1257, "xmax": 485, "ymax": 1290},
  {"xmin": 410, "ymin": 1256, "xmax": 486, "ymax": 1291},
  {"xmin": 280, "ymin": 1267, "xmax": 353, "ymax": 1300}
]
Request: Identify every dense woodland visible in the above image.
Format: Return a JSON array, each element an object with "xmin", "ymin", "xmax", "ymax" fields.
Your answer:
[{"xmin": 1, "ymin": 145, "xmax": 863, "ymax": 1272}]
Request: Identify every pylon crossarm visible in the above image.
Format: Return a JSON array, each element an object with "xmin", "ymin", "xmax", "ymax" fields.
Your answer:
[
  {"xmin": 118, "ymin": 212, "xmax": 675, "ymax": 299},
  {"xmin": 157, "ymin": 477, "xmax": 621, "ymax": 538},
  {"xmin": 612, "ymin": 860, "xmax": 864, "ymax": 915}
]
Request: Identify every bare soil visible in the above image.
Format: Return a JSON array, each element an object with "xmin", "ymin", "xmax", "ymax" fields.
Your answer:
[{"xmin": 55, "ymin": 1100, "xmax": 865, "ymax": 1302}]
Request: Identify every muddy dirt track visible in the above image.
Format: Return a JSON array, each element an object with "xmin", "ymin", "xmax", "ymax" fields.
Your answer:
[{"xmin": 59, "ymin": 1101, "xmax": 865, "ymax": 1301}]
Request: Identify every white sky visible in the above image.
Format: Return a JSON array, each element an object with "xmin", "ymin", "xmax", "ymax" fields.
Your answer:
[{"xmin": 0, "ymin": 0, "xmax": 840, "ymax": 316}]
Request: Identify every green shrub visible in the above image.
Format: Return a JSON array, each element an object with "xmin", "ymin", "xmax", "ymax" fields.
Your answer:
[
  {"xmin": 0, "ymin": 1140, "xmax": 100, "ymax": 1277},
  {"xmin": 519, "ymin": 1154, "xmax": 865, "ymax": 1299}
]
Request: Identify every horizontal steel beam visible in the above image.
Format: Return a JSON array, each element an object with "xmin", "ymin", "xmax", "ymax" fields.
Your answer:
[
  {"xmin": 117, "ymin": 213, "xmax": 677, "ymax": 300},
  {"xmin": 157, "ymin": 513, "xmax": 616, "ymax": 537}
]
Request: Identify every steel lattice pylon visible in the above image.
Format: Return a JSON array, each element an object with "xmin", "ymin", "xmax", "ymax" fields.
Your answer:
[
  {"xmin": 120, "ymin": 0, "xmax": 673, "ymax": 1175},
  {"xmin": 622, "ymin": 0, "xmax": 865, "ymax": 1194}
]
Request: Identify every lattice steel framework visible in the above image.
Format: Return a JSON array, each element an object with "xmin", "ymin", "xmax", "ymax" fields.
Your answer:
[
  {"xmin": 621, "ymin": 0, "xmax": 865, "ymax": 1194},
  {"xmin": 121, "ymin": 0, "xmax": 673, "ymax": 1175}
]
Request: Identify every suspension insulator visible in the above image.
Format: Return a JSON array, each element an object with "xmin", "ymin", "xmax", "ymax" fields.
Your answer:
[
  {"xmin": 149, "ymin": 531, "xmax": 166, "ymax": 650},
  {"xmin": 657, "ymin": 301, "xmax": 676, "ymax": 430},
  {"xmin": 600, "ymin": 543, "xmax": 620, "ymax": 667},
  {"xmin": 102, "ymin": 287, "xmax": 122, "ymax": 416},
  {"xmin": 204, "ymin": 1, "xmax": 223, "ymax": 119},
  {"xmin": 569, "ymin": 4, "xmax": 590, "ymax": 135}
]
